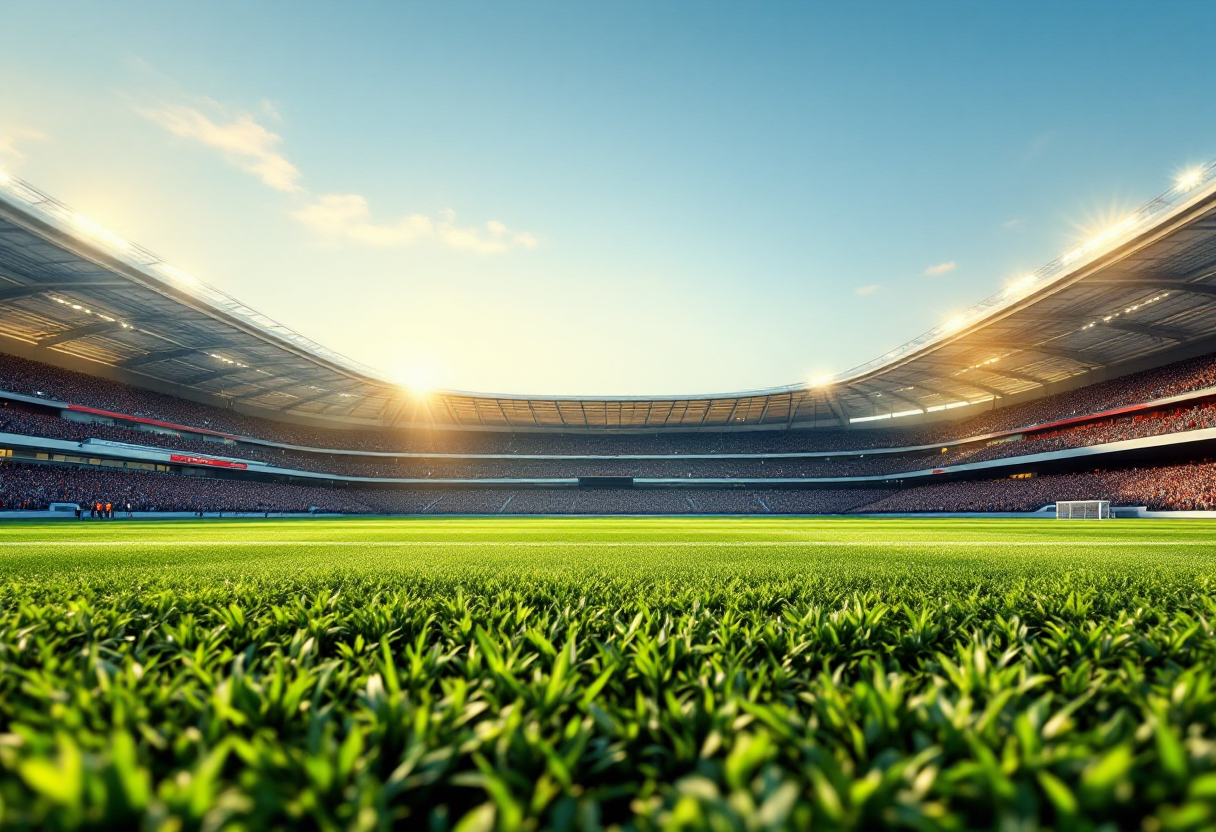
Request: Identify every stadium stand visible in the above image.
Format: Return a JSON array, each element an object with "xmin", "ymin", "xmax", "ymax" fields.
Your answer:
[
  {"xmin": 4, "ymin": 348, "xmax": 1216, "ymax": 513},
  {"xmin": 4, "ymin": 168, "xmax": 1216, "ymax": 513},
  {"xmin": 7, "ymin": 457, "xmax": 1216, "ymax": 515},
  {"xmin": 5, "ymin": 350, "xmax": 1216, "ymax": 457},
  {"xmin": 854, "ymin": 460, "xmax": 1216, "ymax": 513}
]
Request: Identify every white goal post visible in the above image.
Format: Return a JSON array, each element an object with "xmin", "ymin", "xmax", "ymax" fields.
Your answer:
[{"xmin": 1055, "ymin": 500, "xmax": 1112, "ymax": 519}]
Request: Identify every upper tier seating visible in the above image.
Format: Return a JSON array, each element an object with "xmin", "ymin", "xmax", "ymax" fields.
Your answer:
[{"xmin": 1, "ymin": 349, "xmax": 1215, "ymax": 458}]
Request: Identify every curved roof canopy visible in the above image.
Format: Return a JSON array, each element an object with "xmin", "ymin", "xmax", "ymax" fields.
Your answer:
[{"xmin": 2, "ymin": 164, "xmax": 1216, "ymax": 431}]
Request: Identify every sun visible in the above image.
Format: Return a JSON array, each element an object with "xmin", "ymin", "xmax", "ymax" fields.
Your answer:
[{"xmin": 392, "ymin": 360, "xmax": 441, "ymax": 397}]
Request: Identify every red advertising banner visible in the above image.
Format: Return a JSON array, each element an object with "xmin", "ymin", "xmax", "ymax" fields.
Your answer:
[
  {"xmin": 67, "ymin": 405, "xmax": 239, "ymax": 439},
  {"xmin": 169, "ymin": 454, "xmax": 248, "ymax": 470}
]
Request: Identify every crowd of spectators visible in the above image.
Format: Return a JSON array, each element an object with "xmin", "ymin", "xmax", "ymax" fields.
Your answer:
[
  {"xmin": 5, "ymin": 350, "xmax": 1216, "ymax": 459},
  {"xmin": 940, "ymin": 401, "xmax": 1216, "ymax": 467},
  {"xmin": 5, "ymin": 453, "xmax": 1216, "ymax": 515},
  {"xmin": 7, "ymin": 347, "xmax": 1216, "ymax": 462},
  {"xmin": 10, "ymin": 348, "xmax": 1216, "ymax": 515},
  {"xmin": 854, "ymin": 460, "xmax": 1216, "ymax": 513},
  {"xmin": 7, "ymin": 391, "xmax": 1216, "ymax": 483},
  {"xmin": 938, "ymin": 353, "xmax": 1216, "ymax": 439},
  {"xmin": 0, "ymin": 462, "xmax": 375, "ymax": 514},
  {"xmin": 0, "ymin": 461, "xmax": 886, "ymax": 514}
]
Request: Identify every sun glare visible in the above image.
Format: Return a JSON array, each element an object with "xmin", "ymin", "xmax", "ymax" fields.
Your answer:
[
  {"xmin": 942, "ymin": 315, "xmax": 967, "ymax": 334},
  {"xmin": 1175, "ymin": 167, "xmax": 1204, "ymax": 192},
  {"xmin": 393, "ymin": 361, "xmax": 440, "ymax": 397},
  {"xmin": 70, "ymin": 212, "xmax": 130, "ymax": 254}
]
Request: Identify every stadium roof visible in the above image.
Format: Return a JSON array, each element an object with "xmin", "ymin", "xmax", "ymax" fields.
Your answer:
[{"xmin": 3, "ymin": 164, "xmax": 1216, "ymax": 431}]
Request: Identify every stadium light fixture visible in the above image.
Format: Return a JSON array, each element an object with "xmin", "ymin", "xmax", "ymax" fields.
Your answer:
[
  {"xmin": 1061, "ymin": 215, "xmax": 1139, "ymax": 266},
  {"xmin": 1003, "ymin": 275, "xmax": 1037, "ymax": 298},
  {"xmin": 1176, "ymin": 168, "xmax": 1204, "ymax": 191},
  {"xmin": 942, "ymin": 315, "xmax": 968, "ymax": 334}
]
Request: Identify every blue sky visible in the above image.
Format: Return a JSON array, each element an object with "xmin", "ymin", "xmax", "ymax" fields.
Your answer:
[{"xmin": 1, "ymin": 1, "xmax": 1214, "ymax": 395}]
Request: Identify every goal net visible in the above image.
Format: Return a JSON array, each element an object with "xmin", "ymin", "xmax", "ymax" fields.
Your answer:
[{"xmin": 1055, "ymin": 500, "xmax": 1111, "ymax": 519}]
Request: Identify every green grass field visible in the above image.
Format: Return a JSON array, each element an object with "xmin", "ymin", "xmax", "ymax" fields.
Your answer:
[{"xmin": 1, "ymin": 516, "xmax": 1215, "ymax": 831}]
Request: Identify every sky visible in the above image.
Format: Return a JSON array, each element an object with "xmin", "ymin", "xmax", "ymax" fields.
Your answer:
[{"xmin": 1, "ymin": 1, "xmax": 1215, "ymax": 396}]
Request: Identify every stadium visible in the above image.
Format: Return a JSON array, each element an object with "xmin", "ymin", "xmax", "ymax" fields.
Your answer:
[
  {"xmin": 4, "ymin": 164, "xmax": 1216, "ymax": 517},
  {"xmin": 6, "ymin": 6, "xmax": 1216, "ymax": 830}
]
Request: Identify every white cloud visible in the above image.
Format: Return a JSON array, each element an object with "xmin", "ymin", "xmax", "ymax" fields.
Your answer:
[
  {"xmin": 138, "ymin": 103, "xmax": 302, "ymax": 192},
  {"xmin": 140, "ymin": 100, "xmax": 537, "ymax": 254},
  {"xmin": 854, "ymin": 284, "xmax": 881, "ymax": 296},
  {"xmin": 0, "ymin": 126, "xmax": 47, "ymax": 167},
  {"xmin": 923, "ymin": 260, "xmax": 957, "ymax": 276},
  {"xmin": 1003, "ymin": 218, "xmax": 1022, "ymax": 229},
  {"xmin": 293, "ymin": 194, "xmax": 538, "ymax": 254}
]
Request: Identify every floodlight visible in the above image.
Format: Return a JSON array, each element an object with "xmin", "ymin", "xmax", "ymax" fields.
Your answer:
[
  {"xmin": 1003, "ymin": 275, "xmax": 1037, "ymax": 297},
  {"xmin": 808, "ymin": 374, "xmax": 834, "ymax": 388},
  {"xmin": 1176, "ymin": 168, "xmax": 1204, "ymax": 191}
]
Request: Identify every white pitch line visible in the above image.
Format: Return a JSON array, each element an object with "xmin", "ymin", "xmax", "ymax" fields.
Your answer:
[{"xmin": 0, "ymin": 540, "xmax": 1213, "ymax": 547}]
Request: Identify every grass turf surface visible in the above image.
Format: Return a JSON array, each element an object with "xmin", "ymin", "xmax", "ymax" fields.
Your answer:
[{"xmin": 0, "ymin": 516, "xmax": 1214, "ymax": 831}]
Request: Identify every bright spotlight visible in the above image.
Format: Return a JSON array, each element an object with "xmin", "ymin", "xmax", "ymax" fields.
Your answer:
[
  {"xmin": 394, "ymin": 361, "xmax": 440, "ymax": 397},
  {"xmin": 942, "ymin": 315, "xmax": 967, "ymax": 334},
  {"xmin": 808, "ymin": 373, "xmax": 834, "ymax": 388},
  {"xmin": 1176, "ymin": 168, "xmax": 1204, "ymax": 192},
  {"xmin": 1003, "ymin": 275, "xmax": 1037, "ymax": 297}
]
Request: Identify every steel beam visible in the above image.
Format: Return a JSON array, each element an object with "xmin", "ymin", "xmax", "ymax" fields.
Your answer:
[
  {"xmin": 184, "ymin": 366, "xmax": 254, "ymax": 386},
  {"xmin": 118, "ymin": 347, "xmax": 215, "ymax": 368},
  {"xmin": 894, "ymin": 382, "xmax": 971, "ymax": 403},
  {"xmin": 965, "ymin": 340, "xmax": 1100, "ymax": 366},
  {"xmin": 822, "ymin": 388, "xmax": 850, "ymax": 426},
  {"xmin": 1099, "ymin": 320, "xmax": 1190, "ymax": 341},
  {"xmin": 283, "ymin": 389, "xmax": 339, "ymax": 410},
  {"xmin": 381, "ymin": 395, "xmax": 408, "ymax": 428},
  {"xmin": 235, "ymin": 379, "xmax": 303, "ymax": 400},
  {"xmin": 37, "ymin": 320, "xmax": 127, "ymax": 347},
  {"xmin": 857, "ymin": 388, "xmax": 925, "ymax": 412},
  {"xmin": 950, "ymin": 379, "xmax": 1007, "ymax": 398},
  {"xmin": 0, "ymin": 280, "xmax": 128, "ymax": 303},
  {"xmin": 1084, "ymin": 279, "xmax": 1216, "ymax": 297},
  {"xmin": 1013, "ymin": 313, "xmax": 1189, "ymax": 342},
  {"xmin": 973, "ymin": 367, "xmax": 1050, "ymax": 386}
]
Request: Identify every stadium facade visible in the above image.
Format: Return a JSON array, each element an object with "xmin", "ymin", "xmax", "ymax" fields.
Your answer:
[{"xmin": 3, "ymin": 165, "xmax": 1216, "ymax": 514}]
